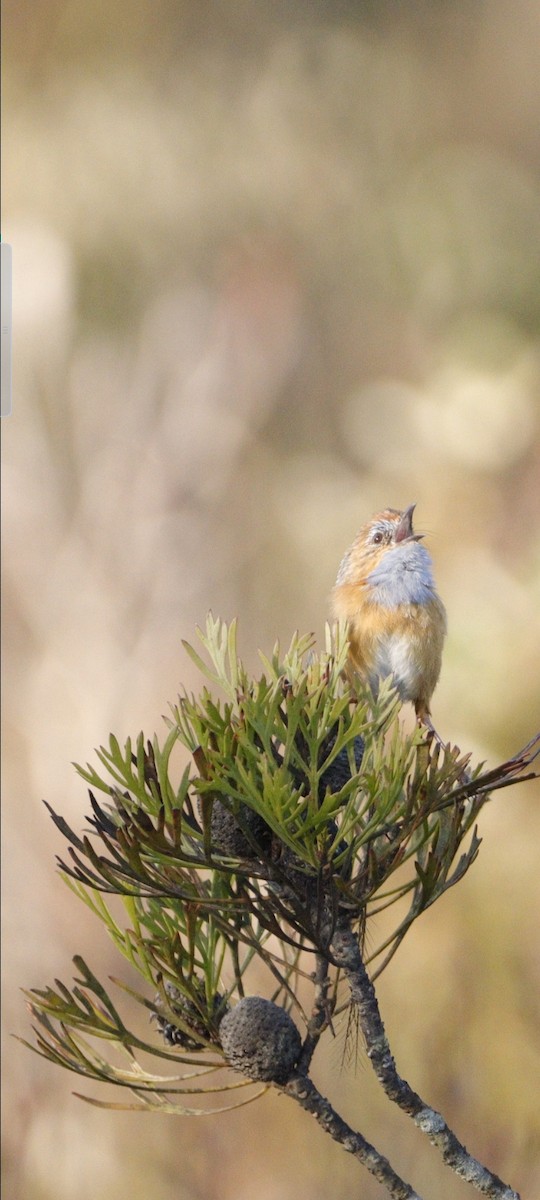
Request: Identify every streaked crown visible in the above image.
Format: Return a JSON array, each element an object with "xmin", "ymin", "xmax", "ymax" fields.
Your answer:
[{"xmin": 336, "ymin": 504, "xmax": 423, "ymax": 585}]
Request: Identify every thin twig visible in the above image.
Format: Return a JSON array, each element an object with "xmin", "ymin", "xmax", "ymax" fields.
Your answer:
[
  {"xmin": 296, "ymin": 953, "xmax": 334, "ymax": 1073},
  {"xmin": 281, "ymin": 1073, "xmax": 423, "ymax": 1200},
  {"xmin": 330, "ymin": 927, "xmax": 520, "ymax": 1200}
]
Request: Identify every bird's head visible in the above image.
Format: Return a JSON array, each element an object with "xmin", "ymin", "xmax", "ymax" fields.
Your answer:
[{"xmin": 336, "ymin": 504, "xmax": 424, "ymax": 584}]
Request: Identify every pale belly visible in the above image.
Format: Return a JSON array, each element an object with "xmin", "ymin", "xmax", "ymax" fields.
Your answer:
[{"xmin": 369, "ymin": 634, "xmax": 421, "ymax": 703}]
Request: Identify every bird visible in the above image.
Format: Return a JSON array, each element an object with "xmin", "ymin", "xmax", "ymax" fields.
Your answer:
[{"xmin": 331, "ymin": 504, "xmax": 447, "ymax": 730}]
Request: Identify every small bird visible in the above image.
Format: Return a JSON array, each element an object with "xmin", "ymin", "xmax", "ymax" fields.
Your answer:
[{"xmin": 331, "ymin": 505, "xmax": 447, "ymax": 728}]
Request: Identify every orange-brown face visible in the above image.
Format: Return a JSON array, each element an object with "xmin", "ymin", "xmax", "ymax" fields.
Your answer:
[{"xmin": 335, "ymin": 504, "xmax": 422, "ymax": 585}]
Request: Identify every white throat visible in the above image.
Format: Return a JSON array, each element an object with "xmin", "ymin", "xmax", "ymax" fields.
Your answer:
[{"xmin": 366, "ymin": 542, "xmax": 435, "ymax": 608}]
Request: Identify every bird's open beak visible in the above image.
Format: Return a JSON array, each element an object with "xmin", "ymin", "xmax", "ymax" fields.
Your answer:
[{"xmin": 395, "ymin": 504, "xmax": 424, "ymax": 543}]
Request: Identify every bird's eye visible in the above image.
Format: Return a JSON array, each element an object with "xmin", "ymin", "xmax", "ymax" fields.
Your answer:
[{"xmin": 372, "ymin": 531, "xmax": 383, "ymax": 545}]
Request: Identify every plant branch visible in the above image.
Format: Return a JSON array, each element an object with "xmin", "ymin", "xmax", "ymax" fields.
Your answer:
[
  {"xmin": 330, "ymin": 928, "xmax": 519, "ymax": 1200},
  {"xmin": 296, "ymin": 953, "xmax": 334, "ymax": 1073},
  {"xmin": 281, "ymin": 1073, "xmax": 423, "ymax": 1200}
]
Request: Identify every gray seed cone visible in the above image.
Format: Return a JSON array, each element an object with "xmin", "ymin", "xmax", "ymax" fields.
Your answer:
[
  {"xmin": 198, "ymin": 797, "xmax": 271, "ymax": 859},
  {"xmin": 212, "ymin": 801, "xmax": 270, "ymax": 858},
  {"xmin": 319, "ymin": 734, "xmax": 365, "ymax": 797},
  {"xmin": 152, "ymin": 980, "xmax": 227, "ymax": 1049},
  {"xmin": 219, "ymin": 996, "xmax": 302, "ymax": 1083}
]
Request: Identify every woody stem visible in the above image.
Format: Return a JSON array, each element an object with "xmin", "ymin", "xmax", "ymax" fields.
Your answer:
[
  {"xmin": 280, "ymin": 1073, "xmax": 423, "ymax": 1200},
  {"xmin": 330, "ymin": 927, "xmax": 520, "ymax": 1200},
  {"xmin": 296, "ymin": 953, "xmax": 334, "ymax": 1073}
]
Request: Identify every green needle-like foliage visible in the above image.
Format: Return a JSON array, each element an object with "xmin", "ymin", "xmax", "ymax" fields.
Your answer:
[{"xmin": 21, "ymin": 617, "xmax": 540, "ymax": 1119}]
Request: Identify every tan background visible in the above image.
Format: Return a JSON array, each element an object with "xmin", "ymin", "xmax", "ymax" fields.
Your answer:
[{"xmin": 3, "ymin": 3, "xmax": 540, "ymax": 1198}]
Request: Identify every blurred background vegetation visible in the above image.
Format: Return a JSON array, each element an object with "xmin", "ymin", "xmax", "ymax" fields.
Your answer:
[{"xmin": 2, "ymin": 2, "xmax": 540, "ymax": 1198}]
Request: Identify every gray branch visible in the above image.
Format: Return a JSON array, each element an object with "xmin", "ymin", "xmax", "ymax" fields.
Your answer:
[
  {"xmin": 296, "ymin": 953, "xmax": 334, "ymax": 1074},
  {"xmin": 330, "ymin": 927, "xmax": 519, "ymax": 1200},
  {"xmin": 281, "ymin": 1073, "xmax": 423, "ymax": 1200}
]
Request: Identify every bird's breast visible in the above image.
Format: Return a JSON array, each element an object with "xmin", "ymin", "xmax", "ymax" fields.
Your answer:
[
  {"xmin": 369, "ymin": 630, "xmax": 423, "ymax": 703},
  {"xmin": 366, "ymin": 542, "xmax": 435, "ymax": 608},
  {"xmin": 341, "ymin": 596, "xmax": 447, "ymax": 707}
]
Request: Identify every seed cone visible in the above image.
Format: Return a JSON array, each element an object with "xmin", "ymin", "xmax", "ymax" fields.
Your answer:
[
  {"xmin": 198, "ymin": 796, "xmax": 271, "ymax": 860},
  {"xmin": 219, "ymin": 996, "xmax": 302, "ymax": 1083},
  {"xmin": 152, "ymin": 980, "xmax": 227, "ymax": 1049},
  {"xmin": 319, "ymin": 735, "xmax": 365, "ymax": 796}
]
